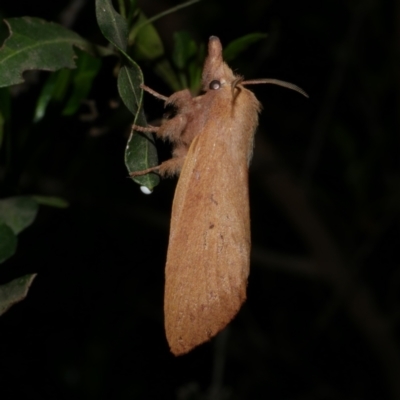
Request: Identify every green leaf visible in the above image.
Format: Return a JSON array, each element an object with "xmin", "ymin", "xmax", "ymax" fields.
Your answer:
[
  {"xmin": 172, "ymin": 31, "xmax": 197, "ymax": 70},
  {"xmin": 0, "ymin": 223, "xmax": 17, "ymax": 264},
  {"xmin": 126, "ymin": 1, "xmax": 140, "ymax": 27},
  {"xmin": 50, "ymin": 69, "xmax": 73, "ymax": 101},
  {"xmin": 130, "ymin": 12, "xmax": 164, "ymax": 61},
  {"xmin": 0, "ymin": 17, "xmax": 108, "ymax": 88},
  {"xmin": 130, "ymin": 12, "xmax": 180, "ymax": 91},
  {"xmin": 33, "ymin": 72, "xmax": 61, "ymax": 122},
  {"xmin": 223, "ymin": 33, "xmax": 268, "ymax": 63},
  {"xmin": 119, "ymin": 65, "xmax": 159, "ymax": 190},
  {"xmin": 0, "ymin": 274, "xmax": 37, "ymax": 315},
  {"xmin": 63, "ymin": 51, "xmax": 102, "ymax": 116},
  {"xmin": 96, "ymin": 0, "xmax": 128, "ymax": 52},
  {"xmin": 118, "ymin": 65, "xmax": 141, "ymax": 115},
  {"xmin": 33, "ymin": 69, "xmax": 72, "ymax": 122},
  {"xmin": 172, "ymin": 31, "xmax": 204, "ymax": 92},
  {"xmin": 0, "ymin": 196, "xmax": 38, "ymax": 234},
  {"xmin": 96, "ymin": 1, "xmax": 159, "ymax": 189},
  {"xmin": 31, "ymin": 195, "xmax": 69, "ymax": 208},
  {"xmin": 34, "ymin": 51, "xmax": 100, "ymax": 121},
  {"xmin": 188, "ymin": 41, "xmax": 204, "ymax": 94}
]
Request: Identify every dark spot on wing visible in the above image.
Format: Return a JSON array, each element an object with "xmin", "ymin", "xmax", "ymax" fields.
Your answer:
[{"xmin": 210, "ymin": 194, "xmax": 218, "ymax": 205}]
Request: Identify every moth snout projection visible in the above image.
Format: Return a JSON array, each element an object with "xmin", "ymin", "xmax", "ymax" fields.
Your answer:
[{"xmin": 131, "ymin": 36, "xmax": 307, "ymax": 355}]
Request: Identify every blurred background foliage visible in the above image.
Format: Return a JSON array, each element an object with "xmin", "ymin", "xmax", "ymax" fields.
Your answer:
[{"xmin": 0, "ymin": 0, "xmax": 399, "ymax": 399}]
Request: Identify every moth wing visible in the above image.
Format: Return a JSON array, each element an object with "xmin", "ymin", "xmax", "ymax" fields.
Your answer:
[{"xmin": 164, "ymin": 117, "xmax": 251, "ymax": 355}]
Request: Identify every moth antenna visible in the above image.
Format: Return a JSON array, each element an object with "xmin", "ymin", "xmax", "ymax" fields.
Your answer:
[{"xmin": 242, "ymin": 79, "xmax": 309, "ymax": 98}]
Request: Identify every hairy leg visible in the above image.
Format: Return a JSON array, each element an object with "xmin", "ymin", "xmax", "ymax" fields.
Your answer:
[{"xmin": 130, "ymin": 156, "xmax": 184, "ymax": 179}]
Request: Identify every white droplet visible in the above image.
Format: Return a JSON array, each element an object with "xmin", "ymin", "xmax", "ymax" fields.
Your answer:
[{"xmin": 140, "ymin": 186, "xmax": 152, "ymax": 195}]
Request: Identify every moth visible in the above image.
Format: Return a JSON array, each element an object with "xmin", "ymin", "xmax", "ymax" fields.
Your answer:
[{"xmin": 131, "ymin": 36, "xmax": 307, "ymax": 355}]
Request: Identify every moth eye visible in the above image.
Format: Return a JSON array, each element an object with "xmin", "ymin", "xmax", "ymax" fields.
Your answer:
[{"xmin": 209, "ymin": 80, "xmax": 221, "ymax": 90}]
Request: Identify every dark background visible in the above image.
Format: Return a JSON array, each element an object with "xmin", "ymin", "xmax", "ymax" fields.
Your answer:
[{"xmin": 1, "ymin": 0, "xmax": 399, "ymax": 399}]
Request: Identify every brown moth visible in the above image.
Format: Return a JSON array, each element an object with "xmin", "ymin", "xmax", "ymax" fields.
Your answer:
[{"xmin": 131, "ymin": 36, "xmax": 307, "ymax": 355}]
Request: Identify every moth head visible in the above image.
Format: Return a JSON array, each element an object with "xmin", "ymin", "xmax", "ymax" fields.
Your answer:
[
  {"xmin": 201, "ymin": 36, "xmax": 309, "ymax": 99},
  {"xmin": 202, "ymin": 36, "xmax": 236, "ymax": 92}
]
